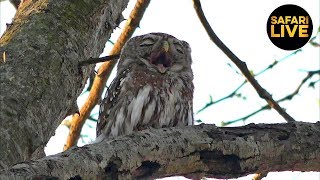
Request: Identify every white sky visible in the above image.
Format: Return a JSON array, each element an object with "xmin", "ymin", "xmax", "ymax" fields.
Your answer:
[{"xmin": 1, "ymin": 0, "xmax": 319, "ymax": 179}]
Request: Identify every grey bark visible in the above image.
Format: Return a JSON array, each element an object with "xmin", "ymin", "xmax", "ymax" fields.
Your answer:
[
  {"xmin": 0, "ymin": 0, "xmax": 128, "ymax": 169},
  {"xmin": 0, "ymin": 122, "xmax": 319, "ymax": 179}
]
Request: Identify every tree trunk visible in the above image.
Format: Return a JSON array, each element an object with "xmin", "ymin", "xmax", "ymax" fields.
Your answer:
[
  {"xmin": 0, "ymin": 0, "xmax": 128, "ymax": 169},
  {"xmin": 0, "ymin": 122, "xmax": 319, "ymax": 179}
]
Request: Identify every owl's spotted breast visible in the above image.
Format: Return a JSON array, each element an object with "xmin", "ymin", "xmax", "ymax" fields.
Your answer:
[{"xmin": 98, "ymin": 67, "xmax": 193, "ymax": 137}]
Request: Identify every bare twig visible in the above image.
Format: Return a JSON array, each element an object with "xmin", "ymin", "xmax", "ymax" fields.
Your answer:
[
  {"xmin": 255, "ymin": 49, "xmax": 301, "ymax": 76},
  {"xmin": 78, "ymin": 54, "xmax": 120, "ymax": 66},
  {"xmin": 197, "ymin": 81, "xmax": 246, "ymax": 114},
  {"xmin": 196, "ymin": 49, "xmax": 302, "ymax": 114},
  {"xmin": 309, "ymin": 79, "xmax": 320, "ymax": 88},
  {"xmin": 309, "ymin": 27, "xmax": 320, "ymax": 47},
  {"xmin": 193, "ymin": 0, "xmax": 295, "ymax": 122},
  {"xmin": 63, "ymin": 0, "xmax": 151, "ymax": 151},
  {"xmin": 222, "ymin": 70, "xmax": 320, "ymax": 126}
]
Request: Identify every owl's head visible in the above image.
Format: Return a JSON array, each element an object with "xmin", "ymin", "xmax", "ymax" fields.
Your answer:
[{"xmin": 118, "ymin": 33, "xmax": 192, "ymax": 77}]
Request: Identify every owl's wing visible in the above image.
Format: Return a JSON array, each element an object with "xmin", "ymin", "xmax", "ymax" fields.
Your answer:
[{"xmin": 96, "ymin": 69, "xmax": 128, "ymax": 137}]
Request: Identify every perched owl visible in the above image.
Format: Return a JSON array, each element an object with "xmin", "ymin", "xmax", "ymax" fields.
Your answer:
[{"xmin": 97, "ymin": 33, "xmax": 194, "ymax": 139}]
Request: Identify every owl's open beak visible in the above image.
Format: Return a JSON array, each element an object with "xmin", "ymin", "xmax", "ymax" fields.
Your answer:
[
  {"xmin": 150, "ymin": 41, "xmax": 172, "ymax": 74},
  {"xmin": 162, "ymin": 41, "xmax": 169, "ymax": 52}
]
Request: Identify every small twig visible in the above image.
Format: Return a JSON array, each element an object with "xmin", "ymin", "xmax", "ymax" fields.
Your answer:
[
  {"xmin": 193, "ymin": 0, "xmax": 295, "ymax": 122},
  {"xmin": 309, "ymin": 79, "xmax": 320, "ymax": 88},
  {"xmin": 78, "ymin": 54, "xmax": 120, "ymax": 66},
  {"xmin": 222, "ymin": 105, "xmax": 270, "ymax": 126},
  {"xmin": 196, "ymin": 31, "xmax": 302, "ymax": 114},
  {"xmin": 222, "ymin": 70, "xmax": 320, "ymax": 126},
  {"xmin": 308, "ymin": 28, "xmax": 320, "ymax": 47},
  {"xmin": 87, "ymin": 116, "xmax": 98, "ymax": 122},
  {"xmin": 255, "ymin": 49, "xmax": 301, "ymax": 76},
  {"xmin": 197, "ymin": 81, "xmax": 246, "ymax": 114}
]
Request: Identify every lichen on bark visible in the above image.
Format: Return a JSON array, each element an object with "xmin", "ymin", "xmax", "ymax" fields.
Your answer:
[{"xmin": 0, "ymin": 0, "xmax": 128, "ymax": 169}]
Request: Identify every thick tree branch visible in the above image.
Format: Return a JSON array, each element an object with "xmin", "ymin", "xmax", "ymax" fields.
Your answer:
[
  {"xmin": 0, "ymin": 0, "xmax": 128, "ymax": 169},
  {"xmin": 192, "ymin": 0, "xmax": 295, "ymax": 122},
  {"xmin": 64, "ymin": 0, "xmax": 151, "ymax": 150},
  {"xmin": 1, "ymin": 122, "xmax": 319, "ymax": 179}
]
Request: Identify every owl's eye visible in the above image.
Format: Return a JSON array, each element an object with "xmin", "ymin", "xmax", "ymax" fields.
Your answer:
[
  {"xmin": 176, "ymin": 47, "xmax": 184, "ymax": 54},
  {"xmin": 174, "ymin": 42, "xmax": 184, "ymax": 54},
  {"xmin": 140, "ymin": 38, "xmax": 155, "ymax": 47}
]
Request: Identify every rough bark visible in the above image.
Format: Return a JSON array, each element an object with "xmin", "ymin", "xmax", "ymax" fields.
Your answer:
[
  {"xmin": 0, "ymin": 0, "xmax": 128, "ymax": 169},
  {"xmin": 0, "ymin": 122, "xmax": 319, "ymax": 179}
]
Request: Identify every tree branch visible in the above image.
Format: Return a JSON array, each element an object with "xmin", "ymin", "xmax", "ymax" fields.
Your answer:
[
  {"xmin": 222, "ymin": 69, "xmax": 320, "ymax": 125},
  {"xmin": 64, "ymin": 0, "xmax": 151, "ymax": 150},
  {"xmin": 78, "ymin": 54, "xmax": 120, "ymax": 66},
  {"xmin": 1, "ymin": 122, "xmax": 319, "ymax": 179},
  {"xmin": 192, "ymin": 0, "xmax": 295, "ymax": 122},
  {"xmin": 197, "ymin": 49, "xmax": 302, "ymax": 114}
]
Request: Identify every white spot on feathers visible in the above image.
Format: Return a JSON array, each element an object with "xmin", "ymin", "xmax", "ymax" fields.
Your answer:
[
  {"xmin": 111, "ymin": 107, "xmax": 125, "ymax": 137},
  {"xmin": 143, "ymin": 100, "xmax": 156, "ymax": 124},
  {"xmin": 187, "ymin": 101, "xmax": 193, "ymax": 125},
  {"xmin": 159, "ymin": 88, "xmax": 178, "ymax": 126},
  {"xmin": 128, "ymin": 85, "xmax": 152, "ymax": 131}
]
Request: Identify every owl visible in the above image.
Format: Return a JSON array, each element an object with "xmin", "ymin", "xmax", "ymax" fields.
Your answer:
[{"xmin": 96, "ymin": 33, "xmax": 194, "ymax": 139}]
